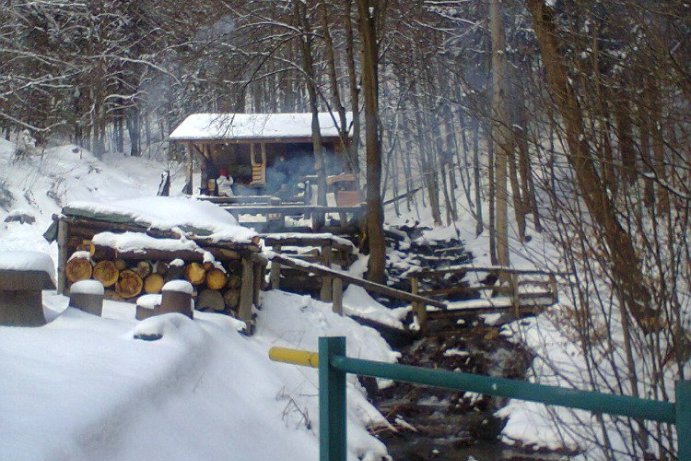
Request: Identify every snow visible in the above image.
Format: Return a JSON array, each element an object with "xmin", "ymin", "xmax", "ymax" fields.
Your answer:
[
  {"xmin": 70, "ymin": 280, "xmax": 105, "ymax": 295},
  {"xmin": 136, "ymin": 294, "xmax": 161, "ymax": 309},
  {"xmin": 0, "ymin": 289, "xmax": 394, "ymax": 461},
  {"xmin": 0, "ymin": 250, "xmax": 55, "ymax": 277},
  {"xmin": 343, "ymin": 285, "xmax": 407, "ymax": 330},
  {"xmin": 0, "ymin": 139, "xmax": 394, "ymax": 461},
  {"xmin": 162, "ymin": 280, "xmax": 194, "ymax": 295},
  {"xmin": 169, "ymin": 112, "xmax": 352, "ymax": 141},
  {"xmin": 67, "ymin": 196, "xmax": 257, "ymax": 243},
  {"xmin": 92, "ymin": 231, "xmax": 202, "ymax": 254},
  {"xmin": 263, "ymin": 232, "xmax": 356, "ymax": 250}
]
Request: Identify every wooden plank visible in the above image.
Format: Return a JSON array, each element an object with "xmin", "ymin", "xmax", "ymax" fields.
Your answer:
[
  {"xmin": 410, "ymin": 265, "xmax": 570, "ymax": 277},
  {"xmin": 199, "ymin": 195, "xmax": 280, "ymax": 205},
  {"xmin": 223, "ymin": 205, "xmax": 365, "ymax": 215},
  {"xmin": 268, "ymin": 253, "xmax": 446, "ymax": 309},
  {"xmin": 57, "ymin": 219, "xmax": 69, "ymax": 295}
]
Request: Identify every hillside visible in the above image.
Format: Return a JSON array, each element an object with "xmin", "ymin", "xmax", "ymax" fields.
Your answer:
[{"xmin": 0, "ymin": 141, "xmax": 396, "ymax": 461}]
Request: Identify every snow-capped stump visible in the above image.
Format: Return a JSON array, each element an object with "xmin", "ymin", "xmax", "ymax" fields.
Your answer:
[
  {"xmin": 0, "ymin": 251, "xmax": 56, "ymax": 327},
  {"xmin": 135, "ymin": 293, "xmax": 161, "ymax": 321},
  {"xmin": 4, "ymin": 209, "xmax": 35, "ymax": 225},
  {"xmin": 68, "ymin": 280, "xmax": 104, "ymax": 316},
  {"xmin": 158, "ymin": 280, "xmax": 194, "ymax": 319}
]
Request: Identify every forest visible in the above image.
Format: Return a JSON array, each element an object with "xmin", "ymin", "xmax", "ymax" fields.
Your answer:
[{"xmin": 1, "ymin": 1, "xmax": 689, "ymax": 459}]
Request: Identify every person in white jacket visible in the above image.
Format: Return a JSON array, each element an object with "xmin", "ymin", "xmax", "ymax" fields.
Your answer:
[{"xmin": 217, "ymin": 168, "xmax": 234, "ymax": 197}]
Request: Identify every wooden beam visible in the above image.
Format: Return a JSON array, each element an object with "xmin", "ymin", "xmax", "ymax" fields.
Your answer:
[{"xmin": 267, "ymin": 252, "xmax": 446, "ymax": 309}]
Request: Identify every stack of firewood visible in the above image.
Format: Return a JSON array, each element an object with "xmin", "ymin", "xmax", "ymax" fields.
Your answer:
[{"xmin": 65, "ymin": 245, "xmax": 245, "ymax": 314}]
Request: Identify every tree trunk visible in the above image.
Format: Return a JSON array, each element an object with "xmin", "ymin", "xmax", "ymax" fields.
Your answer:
[
  {"xmin": 526, "ymin": 0, "xmax": 657, "ymax": 331},
  {"xmin": 294, "ymin": 0, "xmax": 327, "ymax": 228},
  {"xmin": 490, "ymin": 0, "xmax": 512, "ymax": 268},
  {"xmin": 127, "ymin": 106, "xmax": 141, "ymax": 157},
  {"xmin": 357, "ymin": 0, "xmax": 386, "ymax": 284}
]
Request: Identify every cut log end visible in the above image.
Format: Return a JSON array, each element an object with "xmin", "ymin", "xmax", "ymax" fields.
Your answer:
[
  {"xmin": 144, "ymin": 273, "xmax": 165, "ymax": 294},
  {"xmin": 115, "ymin": 269, "xmax": 144, "ymax": 299},
  {"xmin": 66, "ymin": 256, "xmax": 93, "ymax": 283},
  {"xmin": 197, "ymin": 289, "xmax": 225, "ymax": 312},
  {"xmin": 185, "ymin": 262, "xmax": 206, "ymax": 286},
  {"xmin": 93, "ymin": 260, "xmax": 119, "ymax": 287},
  {"xmin": 206, "ymin": 268, "xmax": 228, "ymax": 290}
]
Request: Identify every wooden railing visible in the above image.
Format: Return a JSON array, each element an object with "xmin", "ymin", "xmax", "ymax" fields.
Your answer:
[
  {"xmin": 266, "ymin": 252, "xmax": 445, "ymax": 316},
  {"xmin": 409, "ymin": 265, "xmax": 565, "ymax": 332}
]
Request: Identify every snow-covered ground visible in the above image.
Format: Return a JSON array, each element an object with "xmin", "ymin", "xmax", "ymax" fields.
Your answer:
[{"xmin": 0, "ymin": 141, "xmax": 396, "ymax": 461}]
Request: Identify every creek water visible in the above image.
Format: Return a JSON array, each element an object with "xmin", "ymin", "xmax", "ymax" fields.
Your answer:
[{"xmin": 367, "ymin": 321, "xmax": 572, "ymax": 461}]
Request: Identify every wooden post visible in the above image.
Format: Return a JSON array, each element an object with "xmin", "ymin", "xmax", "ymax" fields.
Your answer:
[
  {"xmin": 510, "ymin": 272, "xmax": 520, "ymax": 317},
  {"xmin": 332, "ymin": 277, "xmax": 343, "ymax": 315},
  {"xmin": 239, "ymin": 257, "xmax": 255, "ymax": 329},
  {"xmin": 57, "ymin": 219, "xmax": 69, "ymax": 295},
  {"xmin": 320, "ymin": 243, "xmax": 333, "ymax": 302},
  {"xmin": 253, "ymin": 260, "xmax": 264, "ymax": 308},
  {"xmin": 270, "ymin": 244, "xmax": 282, "ymax": 289},
  {"xmin": 319, "ymin": 337, "xmax": 347, "ymax": 461},
  {"xmin": 548, "ymin": 273, "xmax": 558, "ymax": 304},
  {"xmin": 185, "ymin": 143, "xmax": 194, "ymax": 195},
  {"xmin": 411, "ymin": 276, "xmax": 427, "ymax": 333}
]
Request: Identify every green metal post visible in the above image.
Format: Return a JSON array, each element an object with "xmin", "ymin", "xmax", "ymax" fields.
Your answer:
[
  {"xmin": 319, "ymin": 337, "xmax": 347, "ymax": 461},
  {"xmin": 677, "ymin": 380, "xmax": 690, "ymax": 461}
]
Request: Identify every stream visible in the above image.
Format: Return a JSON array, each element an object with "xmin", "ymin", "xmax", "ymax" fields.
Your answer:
[{"xmin": 366, "ymin": 319, "xmax": 575, "ymax": 461}]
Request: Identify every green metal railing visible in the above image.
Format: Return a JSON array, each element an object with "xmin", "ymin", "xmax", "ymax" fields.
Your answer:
[{"xmin": 269, "ymin": 337, "xmax": 690, "ymax": 461}]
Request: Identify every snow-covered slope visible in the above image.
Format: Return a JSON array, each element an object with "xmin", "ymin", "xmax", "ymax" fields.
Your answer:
[
  {"xmin": 0, "ymin": 141, "xmax": 395, "ymax": 461},
  {"xmin": 0, "ymin": 139, "xmax": 186, "ymax": 257}
]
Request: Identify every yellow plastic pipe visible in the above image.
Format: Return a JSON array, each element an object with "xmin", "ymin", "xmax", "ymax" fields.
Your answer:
[{"xmin": 269, "ymin": 347, "xmax": 319, "ymax": 368}]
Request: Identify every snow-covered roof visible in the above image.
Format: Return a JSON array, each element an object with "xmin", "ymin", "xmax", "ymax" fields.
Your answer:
[
  {"xmin": 60, "ymin": 197, "xmax": 257, "ymax": 245},
  {"xmin": 169, "ymin": 112, "xmax": 353, "ymax": 142}
]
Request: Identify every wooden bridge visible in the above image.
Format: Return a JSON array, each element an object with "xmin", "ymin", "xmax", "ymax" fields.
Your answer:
[
  {"xmin": 263, "ymin": 241, "xmax": 562, "ymax": 335},
  {"xmin": 409, "ymin": 265, "xmax": 561, "ymax": 333}
]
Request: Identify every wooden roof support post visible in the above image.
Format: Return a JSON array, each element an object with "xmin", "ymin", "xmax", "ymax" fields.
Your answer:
[
  {"xmin": 238, "ymin": 257, "xmax": 255, "ymax": 332},
  {"xmin": 253, "ymin": 259, "xmax": 264, "ymax": 308},
  {"xmin": 185, "ymin": 143, "xmax": 194, "ymax": 195},
  {"xmin": 270, "ymin": 244, "xmax": 282, "ymax": 290}
]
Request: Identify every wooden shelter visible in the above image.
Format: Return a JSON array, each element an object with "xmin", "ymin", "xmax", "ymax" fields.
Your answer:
[
  {"xmin": 169, "ymin": 112, "xmax": 355, "ymax": 200},
  {"xmin": 43, "ymin": 198, "xmax": 265, "ymax": 332}
]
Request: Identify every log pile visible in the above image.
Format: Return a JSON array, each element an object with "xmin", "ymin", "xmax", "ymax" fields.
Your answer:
[{"xmin": 64, "ymin": 237, "xmax": 249, "ymax": 316}]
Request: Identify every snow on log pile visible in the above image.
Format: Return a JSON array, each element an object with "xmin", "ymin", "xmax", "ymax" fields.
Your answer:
[{"xmin": 45, "ymin": 197, "xmax": 264, "ymax": 322}]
